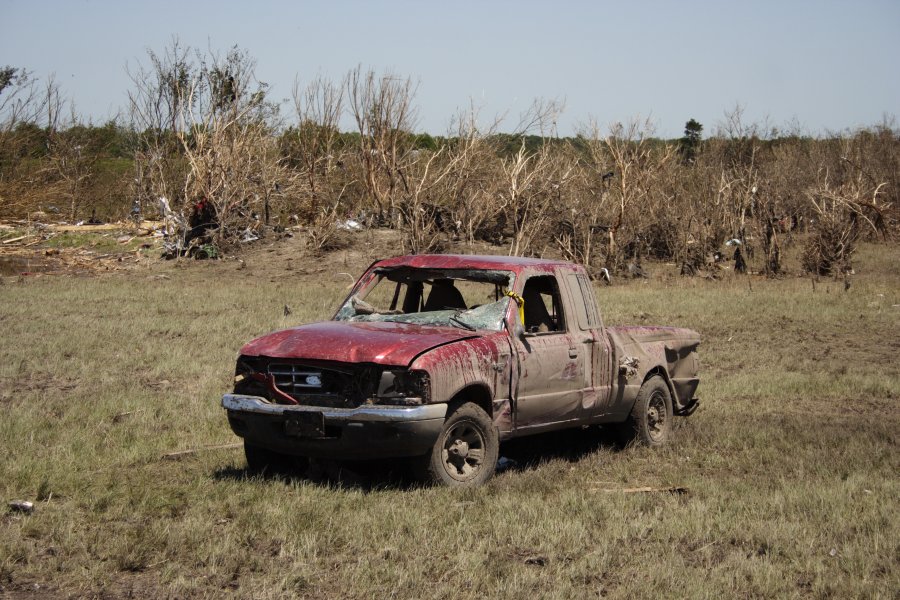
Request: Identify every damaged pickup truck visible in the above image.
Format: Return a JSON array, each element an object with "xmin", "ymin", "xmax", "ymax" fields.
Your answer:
[{"xmin": 223, "ymin": 255, "xmax": 700, "ymax": 486}]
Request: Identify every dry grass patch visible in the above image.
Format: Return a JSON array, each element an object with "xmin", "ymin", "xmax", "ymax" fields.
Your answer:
[{"xmin": 0, "ymin": 242, "xmax": 897, "ymax": 598}]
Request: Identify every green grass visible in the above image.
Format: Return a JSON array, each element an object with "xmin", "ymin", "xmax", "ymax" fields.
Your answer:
[
  {"xmin": 0, "ymin": 243, "xmax": 898, "ymax": 598},
  {"xmin": 43, "ymin": 231, "xmax": 149, "ymax": 253}
]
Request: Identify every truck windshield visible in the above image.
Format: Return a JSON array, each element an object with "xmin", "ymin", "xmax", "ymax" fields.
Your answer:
[{"xmin": 334, "ymin": 267, "xmax": 515, "ymax": 332}]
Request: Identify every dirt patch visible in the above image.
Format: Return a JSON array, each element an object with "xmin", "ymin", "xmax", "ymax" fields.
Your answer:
[
  {"xmin": 0, "ymin": 373, "xmax": 80, "ymax": 405},
  {"xmin": 0, "ymin": 254, "xmax": 56, "ymax": 276}
]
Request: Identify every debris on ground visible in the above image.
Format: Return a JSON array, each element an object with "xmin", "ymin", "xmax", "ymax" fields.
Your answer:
[
  {"xmin": 496, "ymin": 456, "xmax": 518, "ymax": 472},
  {"xmin": 0, "ymin": 218, "xmax": 165, "ymax": 276},
  {"xmin": 8, "ymin": 500, "xmax": 34, "ymax": 514},
  {"xmin": 592, "ymin": 486, "xmax": 688, "ymax": 495},
  {"xmin": 161, "ymin": 442, "xmax": 242, "ymax": 460}
]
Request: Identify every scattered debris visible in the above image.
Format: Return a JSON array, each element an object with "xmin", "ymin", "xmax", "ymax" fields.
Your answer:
[
  {"xmin": 240, "ymin": 227, "xmax": 260, "ymax": 243},
  {"xmin": 496, "ymin": 456, "xmax": 518, "ymax": 472},
  {"xmin": 112, "ymin": 411, "xmax": 135, "ymax": 424},
  {"xmin": 2, "ymin": 235, "xmax": 31, "ymax": 245},
  {"xmin": 626, "ymin": 261, "xmax": 648, "ymax": 278},
  {"xmin": 593, "ymin": 486, "xmax": 688, "ymax": 495},
  {"xmin": 161, "ymin": 442, "xmax": 242, "ymax": 460},
  {"xmin": 337, "ymin": 219, "xmax": 363, "ymax": 231},
  {"xmin": 8, "ymin": 500, "xmax": 34, "ymax": 514},
  {"xmin": 619, "ymin": 356, "xmax": 640, "ymax": 378},
  {"xmin": 598, "ymin": 267, "xmax": 611, "ymax": 285}
]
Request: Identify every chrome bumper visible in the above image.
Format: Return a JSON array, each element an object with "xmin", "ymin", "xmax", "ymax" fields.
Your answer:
[{"xmin": 221, "ymin": 393, "xmax": 448, "ymax": 422}]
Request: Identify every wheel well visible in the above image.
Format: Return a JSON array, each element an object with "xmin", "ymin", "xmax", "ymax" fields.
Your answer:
[
  {"xmin": 448, "ymin": 385, "xmax": 493, "ymax": 418},
  {"xmin": 644, "ymin": 368, "xmax": 675, "ymax": 402}
]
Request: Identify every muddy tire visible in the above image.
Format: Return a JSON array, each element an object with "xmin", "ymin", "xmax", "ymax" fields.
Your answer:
[
  {"xmin": 414, "ymin": 402, "xmax": 499, "ymax": 487},
  {"xmin": 617, "ymin": 376, "xmax": 673, "ymax": 447},
  {"xmin": 244, "ymin": 442, "xmax": 307, "ymax": 475}
]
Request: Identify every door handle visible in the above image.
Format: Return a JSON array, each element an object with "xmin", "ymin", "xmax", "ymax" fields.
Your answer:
[{"xmin": 568, "ymin": 347, "xmax": 579, "ymax": 358}]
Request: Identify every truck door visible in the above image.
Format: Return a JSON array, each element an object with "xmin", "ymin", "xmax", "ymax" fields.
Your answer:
[
  {"xmin": 513, "ymin": 274, "xmax": 584, "ymax": 430},
  {"xmin": 564, "ymin": 272, "xmax": 613, "ymax": 418}
]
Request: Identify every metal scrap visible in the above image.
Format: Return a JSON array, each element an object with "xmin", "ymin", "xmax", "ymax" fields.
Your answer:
[{"xmin": 619, "ymin": 356, "xmax": 640, "ymax": 378}]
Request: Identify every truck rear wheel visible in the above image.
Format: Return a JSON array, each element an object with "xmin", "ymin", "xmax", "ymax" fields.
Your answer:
[
  {"xmin": 617, "ymin": 376, "xmax": 673, "ymax": 447},
  {"xmin": 414, "ymin": 402, "xmax": 499, "ymax": 487}
]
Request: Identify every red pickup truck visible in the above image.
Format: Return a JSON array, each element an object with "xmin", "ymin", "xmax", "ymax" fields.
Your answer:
[{"xmin": 223, "ymin": 254, "xmax": 700, "ymax": 486}]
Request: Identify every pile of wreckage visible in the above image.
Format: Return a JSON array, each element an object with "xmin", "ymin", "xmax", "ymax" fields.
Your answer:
[{"xmin": 0, "ymin": 219, "xmax": 166, "ymax": 276}]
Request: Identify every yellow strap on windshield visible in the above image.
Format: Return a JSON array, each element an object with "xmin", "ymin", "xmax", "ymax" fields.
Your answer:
[{"xmin": 504, "ymin": 289, "xmax": 525, "ymax": 325}]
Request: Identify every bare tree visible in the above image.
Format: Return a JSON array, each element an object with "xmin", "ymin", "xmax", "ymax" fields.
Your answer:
[
  {"xmin": 289, "ymin": 74, "xmax": 346, "ymax": 218},
  {"xmin": 47, "ymin": 115, "xmax": 97, "ymax": 222},
  {"xmin": 803, "ymin": 132, "xmax": 890, "ymax": 276},
  {"xmin": 125, "ymin": 39, "xmax": 196, "ymax": 216},
  {"xmin": 177, "ymin": 46, "xmax": 292, "ymax": 245},
  {"xmin": 346, "ymin": 66, "xmax": 418, "ymax": 223},
  {"xmin": 595, "ymin": 117, "xmax": 676, "ymax": 269},
  {"xmin": 443, "ymin": 105, "xmax": 505, "ymax": 246},
  {"xmin": 500, "ymin": 140, "xmax": 572, "ymax": 256},
  {"xmin": 127, "ymin": 41, "xmax": 297, "ymax": 253}
]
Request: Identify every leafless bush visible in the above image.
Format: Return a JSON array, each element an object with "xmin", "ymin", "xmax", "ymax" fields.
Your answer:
[
  {"xmin": 803, "ymin": 178, "xmax": 887, "ymax": 276},
  {"xmin": 0, "ymin": 70, "xmax": 61, "ymax": 217},
  {"xmin": 125, "ymin": 39, "xmax": 195, "ymax": 217},
  {"xmin": 306, "ymin": 200, "xmax": 353, "ymax": 255},
  {"xmin": 346, "ymin": 66, "xmax": 417, "ymax": 223},
  {"xmin": 286, "ymin": 74, "xmax": 346, "ymax": 220},
  {"xmin": 443, "ymin": 106, "xmax": 505, "ymax": 246},
  {"xmin": 128, "ymin": 42, "xmax": 298, "ymax": 253}
]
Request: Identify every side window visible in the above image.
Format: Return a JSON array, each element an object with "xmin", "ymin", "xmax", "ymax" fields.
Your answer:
[
  {"xmin": 578, "ymin": 273, "xmax": 602, "ymax": 328},
  {"xmin": 566, "ymin": 273, "xmax": 601, "ymax": 330},
  {"xmin": 521, "ymin": 275, "xmax": 565, "ymax": 334}
]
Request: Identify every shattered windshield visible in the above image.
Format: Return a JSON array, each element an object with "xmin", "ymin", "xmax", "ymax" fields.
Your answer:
[{"xmin": 334, "ymin": 267, "xmax": 515, "ymax": 332}]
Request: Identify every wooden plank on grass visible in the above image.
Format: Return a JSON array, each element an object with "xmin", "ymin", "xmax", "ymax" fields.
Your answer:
[
  {"xmin": 592, "ymin": 486, "xmax": 688, "ymax": 494},
  {"xmin": 161, "ymin": 442, "xmax": 242, "ymax": 460}
]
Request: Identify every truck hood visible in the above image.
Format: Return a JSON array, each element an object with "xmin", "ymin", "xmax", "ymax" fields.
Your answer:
[{"xmin": 240, "ymin": 321, "xmax": 480, "ymax": 366}]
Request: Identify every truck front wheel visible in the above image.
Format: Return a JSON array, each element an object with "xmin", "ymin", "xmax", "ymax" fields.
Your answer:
[
  {"xmin": 618, "ymin": 376, "xmax": 673, "ymax": 447},
  {"xmin": 414, "ymin": 402, "xmax": 499, "ymax": 487}
]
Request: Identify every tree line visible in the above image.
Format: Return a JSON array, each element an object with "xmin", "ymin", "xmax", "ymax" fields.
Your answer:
[{"xmin": 1, "ymin": 43, "xmax": 897, "ymax": 276}]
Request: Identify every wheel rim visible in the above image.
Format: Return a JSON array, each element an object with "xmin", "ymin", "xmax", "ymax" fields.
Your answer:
[
  {"xmin": 646, "ymin": 390, "xmax": 669, "ymax": 442},
  {"xmin": 440, "ymin": 419, "xmax": 487, "ymax": 482}
]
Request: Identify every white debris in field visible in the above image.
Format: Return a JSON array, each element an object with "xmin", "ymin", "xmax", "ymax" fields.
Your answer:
[
  {"xmin": 337, "ymin": 219, "xmax": 363, "ymax": 231},
  {"xmin": 240, "ymin": 228, "xmax": 260, "ymax": 243},
  {"xmin": 8, "ymin": 500, "xmax": 34, "ymax": 513}
]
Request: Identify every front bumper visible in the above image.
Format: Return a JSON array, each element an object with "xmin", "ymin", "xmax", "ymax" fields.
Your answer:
[{"xmin": 222, "ymin": 394, "xmax": 447, "ymax": 460}]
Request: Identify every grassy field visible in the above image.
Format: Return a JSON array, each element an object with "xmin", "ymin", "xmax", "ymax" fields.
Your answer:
[{"xmin": 0, "ymin": 240, "xmax": 898, "ymax": 598}]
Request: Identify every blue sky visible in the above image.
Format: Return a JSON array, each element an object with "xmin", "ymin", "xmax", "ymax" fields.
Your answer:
[{"xmin": 1, "ymin": 0, "xmax": 898, "ymax": 137}]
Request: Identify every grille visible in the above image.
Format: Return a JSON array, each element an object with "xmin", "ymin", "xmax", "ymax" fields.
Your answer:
[
  {"xmin": 268, "ymin": 364, "xmax": 331, "ymax": 397},
  {"xmin": 264, "ymin": 361, "xmax": 378, "ymax": 408}
]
